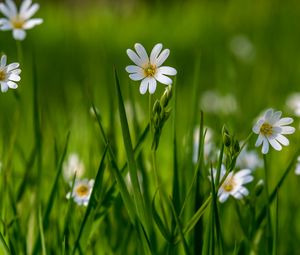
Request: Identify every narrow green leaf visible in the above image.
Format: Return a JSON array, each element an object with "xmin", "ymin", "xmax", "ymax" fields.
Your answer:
[
  {"xmin": 0, "ymin": 231, "xmax": 10, "ymax": 255},
  {"xmin": 38, "ymin": 206, "xmax": 47, "ymax": 255}
]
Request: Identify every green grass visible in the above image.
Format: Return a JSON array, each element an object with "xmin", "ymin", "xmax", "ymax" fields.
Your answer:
[{"xmin": 1, "ymin": 0, "xmax": 300, "ymax": 254}]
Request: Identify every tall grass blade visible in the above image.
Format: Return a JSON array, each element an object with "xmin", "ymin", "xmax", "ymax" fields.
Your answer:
[
  {"xmin": 38, "ymin": 206, "xmax": 47, "ymax": 255},
  {"xmin": 0, "ymin": 231, "xmax": 10, "ymax": 255}
]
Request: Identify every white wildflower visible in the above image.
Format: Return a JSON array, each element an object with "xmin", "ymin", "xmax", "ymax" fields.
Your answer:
[
  {"xmin": 0, "ymin": 54, "xmax": 21, "ymax": 92},
  {"xmin": 66, "ymin": 179, "xmax": 94, "ymax": 206}
]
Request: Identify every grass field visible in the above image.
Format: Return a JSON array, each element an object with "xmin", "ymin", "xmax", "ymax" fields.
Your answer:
[{"xmin": 1, "ymin": 0, "xmax": 300, "ymax": 254}]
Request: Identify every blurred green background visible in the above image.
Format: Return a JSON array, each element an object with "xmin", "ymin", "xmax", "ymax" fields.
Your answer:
[{"xmin": 1, "ymin": 0, "xmax": 300, "ymax": 254}]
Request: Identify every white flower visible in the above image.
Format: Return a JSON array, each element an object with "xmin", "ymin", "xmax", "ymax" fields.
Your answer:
[
  {"xmin": 0, "ymin": 55, "xmax": 21, "ymax": 92},
  {"xmin": 210, "ymin": 166, "xmax": 254, "ymax": 203},
  {"xmin": 66, "ymin": 179, "xmax": 94, "ymax": 206},
  {"xmin": 236, "ymin": 147, "xmax": 263, "ymax": 170},
  {"xmin": 286, "ymin": 93, "xmax": 300, "ymax": 116},
  {"xmin": 229, "ymin": 35, "xmax": 255, "ymax": 63},
  {"xmin": 295, "ymin": 156, "xmax": 300, "ymax": 175},
  {"xmin": 0, "ymin": 0, "xmax": 43, "ymax": 41},
  {"xmin": 253, "ymin": 109, "xmax": 295, "ymax": 154},
  {"xmin": 63, "ymin": 153, "xmax": 85, "ymax": 182},
  {"xmin": 125, "ymin": 43, "xmax": 177, "ymax": 94}
]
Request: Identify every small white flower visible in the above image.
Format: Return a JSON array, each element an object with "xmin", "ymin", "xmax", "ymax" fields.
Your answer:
[
  {"xmin": 0, "ymin": 0, "xmax": 43, "ymax": 41},
  {"xmin": 295, "ymin": 156, "xmax": 300, "ymax": 175},
  {"xmin": 252, "ymin": 109, "xmax": 295, "ymax": 154},
  {"xmin": 63, "ymin": 153, "xmax": 85, "ymax": 182},
  {"xmin": 236, "ymin": 147, "xmax": 263, "ymax": 170},
  {"xmin": 229, "ymin": 35, "xmax": 255, "ymax": 63},
  {"xmin": 210, "ymin": 166, "xmax": 253, "ymax": 203},
  {"xmin": 0, "ymin": 55, "xmax": 21, "ymax": 92},
  {"xmin": 125, "ymin": 43, "xmax": 177, "ymax": 94},
  {"xmin": 66, "ymin": 179, "xmax": 94, "ymax": 206},
  {"xmin": 286, "ymin": 93, "xmax": 300, "ymax": 116}
]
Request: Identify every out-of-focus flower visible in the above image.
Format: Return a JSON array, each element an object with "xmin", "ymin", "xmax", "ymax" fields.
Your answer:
[
  {"xmin": 286, "ymin": 93, "xmax": 300, "ymax": 117},
  {"xmin": 200, "ymin": 91, "xmax": 238, "ymax": 115},
  {"xmin": 125, "ymin": 43, "xmax": 177, "ymax": 94},
  {"xmin": 0, "ymin": 0, "xmax": 43, "ymax": 40},
  {"xmin": 66, "ymin": 179, "xmax": 94, "ymax": 206},
  {"xmin": 229, "ymin": 34, "xmax": 255, "ymax": 63},
  {"xmin": 236, "ymin": 147, "xmax": 263, "ymax": 170},
  {"xmin": 253, "ymin": 109, "xmax": 295, "ymax": 154},
  {"xmin": 295, "ymin": 156, "xmax": 300, "ymax": 175},
  {"xmin": 210, "ymin": 165, "xmax": 254, "ymax": 203},
  {"xmin": 0, "ymin": 54, "xmax": 21, "ymax": 92},
  {"xmin": 193, "ymin": 126, "xmax": 214, "ymax": 164},
  {"xmin": 63, "ymin": 153, "xmax": 85, "ymax": 182}
]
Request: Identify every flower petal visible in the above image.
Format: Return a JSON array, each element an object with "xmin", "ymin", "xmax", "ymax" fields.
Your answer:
[
  {"xmin": 20, "ymin": 0, "xmax": 32, "ymax": 15},
  {"xmin": 125, "ymin": 65, "xmax": 143, "ymax": 74},
  {"xmin": 1, "ymin": 55, "xmax": 7, "ymax": 68},
  {"xmin": 0, "ymin": 20, "xmax": 12, "ymax": 30},
  {"xmin": 269, "ymin": 110, "xmax": 282, "ymax": 124},
  {"xmin": 21, "ymin": 3, "xmax": 39, "ymax": 19},
  {"xmin": 262, "ymin": 138, "xmax": 269, "ymax": 154},
  {"xmin": 264, "ymin": 108, "xmax": 273, "ymax": 120},
  {"xmin": 23, "ymin": 18, "xmax": 43, "ymax": 29},
  {"xmin": 154, "ymin": 49, "xmax": 170, "ymax": 66},
  {"xmin": 7, "ymin": 62, "xmax": 19, "ymax": 72},
  {"xmin": 127, "ymin": 49, "xmax": 143, "ymax": 66},
  {"xmin": 277, "ymin": 117, "xmax": 293, "ymax": 126},
  {"xmin": 7, "ymin": 80, "xmax": 18, "ymax": 89},
  {"xmin": 281, "ymin": 126, "xmax": 295, "ymax": 135},
  {"xmin": 5, "ymin": 0, "xmax": 17, "ymax": 16},
  {"xmin": 13, "ymin": 29, "xmax": 26, "ymax": 40},
  {"xmin": 275, "ymin": 134, "xmax": 289, "ymax": 146},
  {"xmin": 139, "ymin": 78, "xmax": 149, "ymax": 94},
  {"xmin": 255, "ymin": 134, "xmax": 264, "ymax": 147},
  {"xmin": 0, "ymin": 3, "xmax": 13, "ymax": 18},
  {"xmin": 8, "ymin": 73, "xmax": 20, "ymax": 82},
  {"xmin": 155, "ymin": 72, "xmax": 172, "ymax": 85},
  {"xmin": 148, "ymin": 78, "xmax": 157, "ymax": 94},
  {"xmin": 150, "ymin": 43, "xmax": 162, "ymax": 63},
  {"xmin": 268, "ymin": 137, "xmax": 282, "ymax": 151},
  {"xmin": 129, "ymin": 73, "xmax": 144, "ymax": 81},
  {"xmin": 219, "ymin": 192, "xmax": 229, "ymax": 203},
  {"xmin": 134, "ymin": 43, "xmax": 149, "ymax": 64},
  {"xmin": 157, "ymin": 66, "xmax": 177, "ymax": 76},
  {"xmin": 0, "ymin": 82, "xmax": 8, "ymax": 92}
]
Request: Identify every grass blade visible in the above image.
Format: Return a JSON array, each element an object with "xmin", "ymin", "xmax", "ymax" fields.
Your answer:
[
  {"xmin": 38, "ymin": 206, "xmax": 47, "ymax": 255},
  {"xmin": 0, "ymin": 231, "xmax": 10, "ymax": 255}
]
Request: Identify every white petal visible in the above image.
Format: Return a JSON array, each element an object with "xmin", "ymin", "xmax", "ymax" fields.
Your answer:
[
  {"xmin": 148, "ymin": 78, "xmax": 157, "ymax": 94},
  {"xmin": 252, "ymin": 119, "xmax": 264, "ymax": 134},
  {"xmin": 23, "ymin": 18, "xmax": 43, "ymax": 29},
  {"xmin": 129, "ymin": 73, "xmax": 144, "ymax": 81},
  {"xmin": 275, "ymin": 134, "xmax": 289, "ymax": 146},
  {"xmin": 1, "ymin": 55, "xmax": 7, "ymax": 68},
  {"xmin": 134, "ymin": 43, "xmax": 149, "ymax": 64},
  {"xmin": 7, "ymin": 62, "xmax": 19, "ymax": 72},
  {"xmin": 8, "ymin": 73, "xmax": 20, "ymax": 82},
  {"xmin": 155, "ymin": 49, "xmax": 170, "ymax": 66},
  {"xmin": 255, "ymin": 134, "xmax": 264, "ymax": 147},
  {"xmin": 125, "ymin": 65, "xmax": 143, "ymax": 74},
  {"xmin": 264, "ymin": 109, "xmax": 273, "ymax": 120},
  {"xmin": 235, "ymin": 169, "xmax": 252, "ymax": 179},
  {"xmin": 139, "ymin": 78, "xmax": 149, "ymax": 94},
  {"xmin": 268, "ymin": 138, "xmax": 282, "ymax": 151},
  {"xmin": 277, "ymin": 117, "xmax": 293, "ymax": 126},
  {"xmin": 0, "ymin": 82, "xmax": 8, "ymax": 92},
  {"xmin": 21, "ymin": 3, "xmax": 39, "ymax": 19},
  {"xmin": 13, "ymin": 29, "xmax": 26, "ymax": 40},
  {"xmin": 157, "ymin": 66, "xmax": 177, "ymax": 76},
  {"xmin": 155, "ymin": 72, "xmax": 172, "ymax": 85},
  {"xmin": 7, "ymin": 80, "xmax": 18, "ymax": 89},
  {"xmin": 269, "ymin": 111, "xmax": 282, "ymax": 124},
  {"xmin": 20, "ymin": 0, "xmax": 32, "ymax": 15},
  {"xmin": 219, "ymin": 192, "xmax": 229, "ymax": 203},
  {"xmin": 5, "ymin": 0, "xmax": 17, "ymax": 16},
  {"xmin": 0, "ymin": 3, "xmax": 12, "ymax": 18},
  {"xmin": 10, "ymin": 68, "xmax": 21, "ymax": 75},
  {"xmin": 127, "ymin": 49, "xmax": 143, "ymax": 66},
  {"xmin": 262, "ymin": 138, "xmax": 269, "ymax": 154},
  {"xmin": 281, "ymin": 126, "xmax": 295, "ymax": 135},
  {"xmin": 150, "ymin": 43, "xmax": 163, "ymax": 63},
  {"xmin": 241, "ymin": 176, "xmax": 254, "ymax": 184},
  {"xmin": 0, "ymin": 20, "xmax": 12, "ymax": 30}
]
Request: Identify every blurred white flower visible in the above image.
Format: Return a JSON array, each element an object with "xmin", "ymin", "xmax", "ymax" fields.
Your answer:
[
  {"xmin": 126, "ymin": 43, "xmax": 177, "ymax": 94},
  {"xmin": 236, "ymin": 148, "xmax": 263, "ymax": 170},
  {"xmin": 295, "ymin": 156, "xmax": 300, "ymax": 175},
  {"xmin": 0, "ymin": 54, "xmax": 21, "ymax": 92},
  {"xmin": 210, "ymin": 165, "xmax": 253, "ymax": 203},
  {"xmin": 0, "ymin": 0, "xmax": 43, "ymax": 41},
  {"xmin": 286, "ymin": 93, "xmax": 300, "ymax": 117},
  {"xmin": 63, "ymin": 153, "xmax": 85, "ymax": 182},
  {"xmin": 229, "ymin": 35, "xmax": 255, "ymax": 63},
  {"xmin": 253, "ymin": 109, "xmax": 295, "ymax": 154},
  {"xmin": 193, "ymin": 126, "xmax": 214, "ymax": 164},
  {"xmin": 66, "ymin": 179, "xmax": 94, "ymax": 206},
  {"xmin": 200, "ymin": 91, "xmax": 238, "ymax": 115}
]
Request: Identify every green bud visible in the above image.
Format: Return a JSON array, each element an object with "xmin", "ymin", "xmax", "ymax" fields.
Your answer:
[
  {"xmin": 160, "ymin": 86, "xmax": 172, "ymax": 107},
  {"xmin": 153, "ymin": 100, "xmax": 161, "ymax": 114},
  {"xmin": 233, "ymin": 139, "xmax": 240, "ymax": 154},
  {"xmin": 222, "ymin": 127, "xmax": 231, "ymax": 147}
]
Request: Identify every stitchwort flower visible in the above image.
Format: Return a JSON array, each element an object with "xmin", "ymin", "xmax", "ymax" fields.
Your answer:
[
  {"xmin": 66, "ymin": 179, "xmax": 94, "ymax": 206},
  {"xmin": 210, "ymin": 166, "xmax": 254, "ymax": 203},
  {"xmin": 0, "ymin": 55, "xmax": 21, "ymax": 92},
  {"xmin": 252, "ymin": 109, "xmax": 295, "ymax": 154},
  {"xmin": 63, "ymin": 153, "xmax": 85, "ymax": 182},
  {"xmin": 0, "ymin": 0, "xmax": 43, "ymax": 41},
  {"xmin": 126, "ymin": 43, "xmax": 177, "ymax": 94}
]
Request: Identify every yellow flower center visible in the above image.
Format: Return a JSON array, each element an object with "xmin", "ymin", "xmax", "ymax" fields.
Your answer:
[
  {"xmin": 0, "ymin": 70, "xmax": 6, "ymax": 81},
  {"xmin": 223, "ymin": 177, "xmax": 235, "ymax": 192},
  {"xmin": 12, "ymin": 17, "xmax": 25, "ymax": 29},
  {"xmin": 260, "ymin": 122, "xmax": 273, "ymax": 136},
  {"xmin": 76, "ymin": 185, "xmax": 89, "ymax": 197},
  {"xmin": 144, "ymin": 63, "xmax": 156, "ymax": 77}
]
